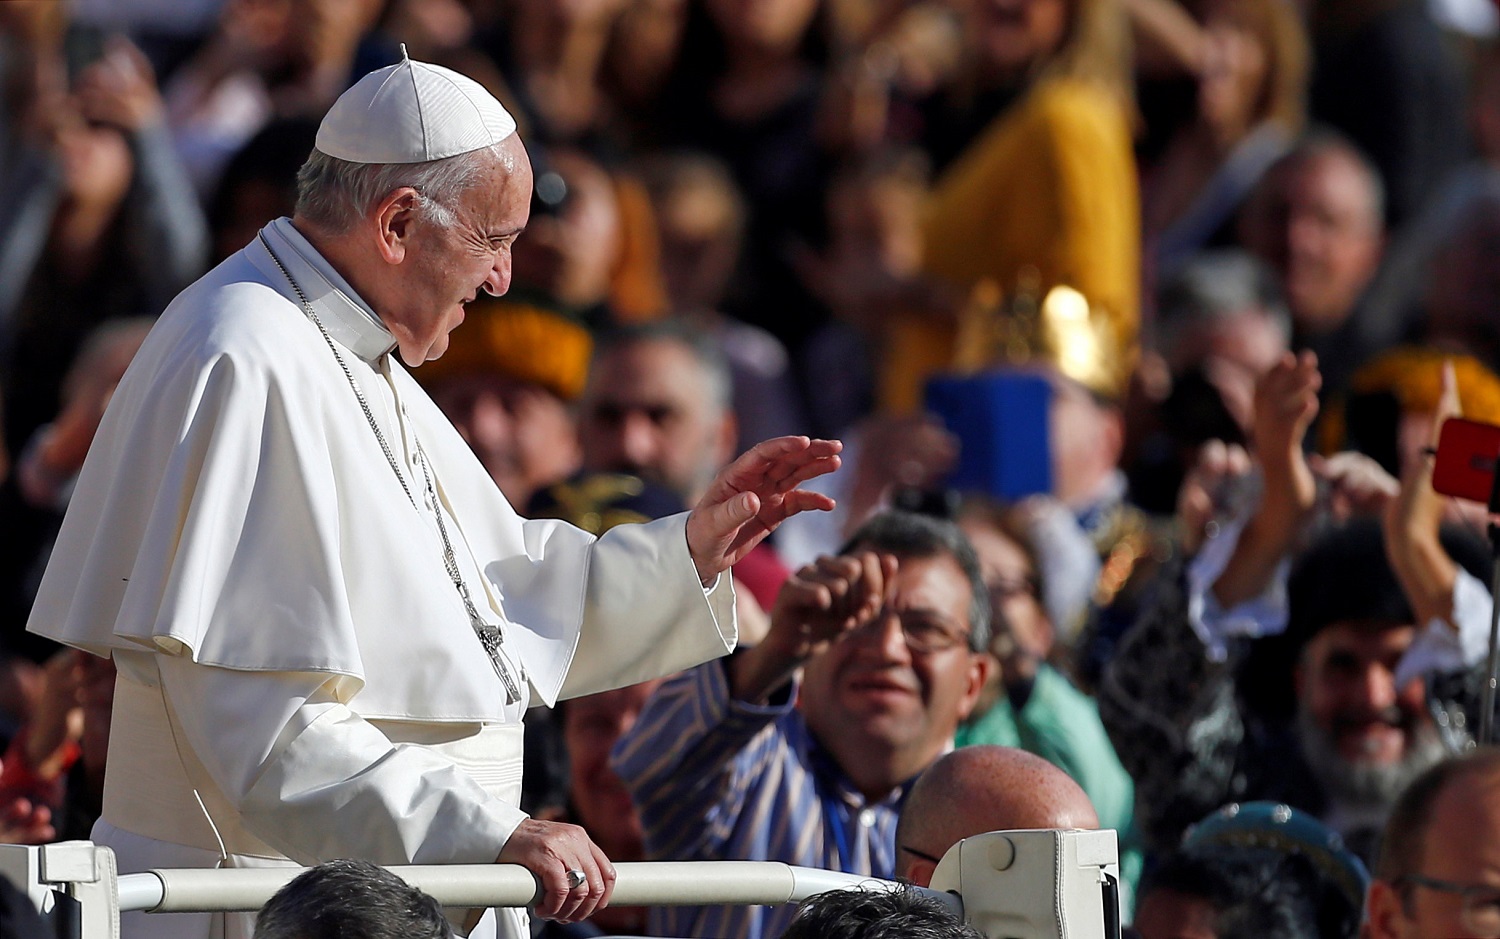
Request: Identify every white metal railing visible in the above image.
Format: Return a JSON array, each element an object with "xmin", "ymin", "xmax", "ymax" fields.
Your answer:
[{"xmin": 0, "ymin": 829, "xmax": 1121, "ymax": 939}]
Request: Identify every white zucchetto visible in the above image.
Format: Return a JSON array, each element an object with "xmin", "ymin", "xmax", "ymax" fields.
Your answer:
[{"xmin": 315, "ymin": 46, "xmax": 517, "ymax": 165}]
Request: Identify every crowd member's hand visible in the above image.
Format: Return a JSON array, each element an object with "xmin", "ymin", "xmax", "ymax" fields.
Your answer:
[
  {"xmin": 74, "ymin": 37, "xmax": 164, "ymax": 132},
  {"xmin": 1176, "ymin": 439, "xmax": 1252, "ymax": 556},
  {"xmin": 731, "ymin": 551, "xmax": 898, "ymax": 703},
  {"xmin": 0, "ymin": 792, "xmax": 55, "ymax": 845},
  {"xmin": 685, "ymin": 437, "xmax": 841, "ymax": 587},
  {"xmin": 843, "ymin": 414, "xmax": 958, "ymax": 537},
  {"xmin": 1311, "ymin": 451, "xmax": 1399, "ymax": 522},
  {"xmin": 1383, "ymin": 361, "xmax": 1462, "ymax": 631},
  {"xmin": 1249, "ymin": 350, "xmax": 1320, "ymax": 520},
  {"xmin": 20, "ymin": 650, "xmax": 85, "ymax": 785},
  {"xmin": 496, "ymin": 818, "xmax": 615, "ymax": 923},
  {"xmin": 1212, "ymin": 353, "xmax": 1321, "ymax": 608}
]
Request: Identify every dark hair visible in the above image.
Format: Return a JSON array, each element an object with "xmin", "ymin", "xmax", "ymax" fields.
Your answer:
[
  {"xmin": 1376, "ymin": 747, "xmax": 1500, "ymax": 883},
  {"xmin": 779, "ymin": 886, "xmax": 983, "ymax": 939},
  {"xmin": 1284, "ymin": 517, "xmax": 1490, "ymax": 656},
  {"xmin": 842, "ymin": 510, "xmax": 992, "ymax": 653},
  {"xmin": 253, "ymin": 859, "xmax": 451, "ymax": 939},
  {"xmin": 1139, "ymin": 847, "xmax": 1322, "ymax": 939}
]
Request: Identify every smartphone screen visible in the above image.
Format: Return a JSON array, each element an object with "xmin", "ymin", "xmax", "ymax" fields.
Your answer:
[{"xmin": 1432, "ymin": 417, "xmax": 1500, "ymax": 504}]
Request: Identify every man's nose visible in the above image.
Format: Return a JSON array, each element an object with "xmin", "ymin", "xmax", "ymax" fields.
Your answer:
[
  {"xmin": 852, "ymin": 609, "xmax": 912, "ymax": 664},
  {"xmin": 481, "ymin": 251, "xmax": 512, "ymax": 297},
  {"xmin": 1355, "ymin": 663, "xmax": 1399, "ymax": 713},
  {"xmin": 619, "ymin": 412, "xmax": 658, "ymax": 468},
  {"xmin": 468, "ymin": 393, "xmax": 512, "ymax": 449}
]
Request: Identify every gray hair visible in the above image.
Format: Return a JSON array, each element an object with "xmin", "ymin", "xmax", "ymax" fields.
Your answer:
[
  {"xmin": 592, "ymin": 319, "xmax": 734, "ymax": 412},
  {"xmin": 842, "ymin": 510, "xmax": 992, "ymax": 653},
  {"xmin": 295, "ymin": 146, "xmax": 502, "ymax": 233},
  {"xmin": 253, "ymin": 859, "xmax": 451, "ymax": 939},
  {"xmin": 1155, "ymin": 249, "xmax": 1292, "ymax": 347}
]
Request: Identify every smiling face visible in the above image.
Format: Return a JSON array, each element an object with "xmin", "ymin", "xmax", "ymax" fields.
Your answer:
[
  {"xmin": 799, "ymin": 553, "xmax": 988, "ymax": 794},
  {"xmin": 385, "ymin": 137, "xmax": 534, "ymax": 366}
]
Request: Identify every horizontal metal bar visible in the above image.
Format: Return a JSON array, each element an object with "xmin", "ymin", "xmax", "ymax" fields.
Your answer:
[{"xmin": 118, "ymin": 862, "xmax": 961, "ymax": 918}]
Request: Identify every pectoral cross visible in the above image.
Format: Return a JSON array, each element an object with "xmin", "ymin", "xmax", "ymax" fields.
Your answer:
[{"xmin": 476, "ymin": 618, "xmax": 523, "ymax": 705}]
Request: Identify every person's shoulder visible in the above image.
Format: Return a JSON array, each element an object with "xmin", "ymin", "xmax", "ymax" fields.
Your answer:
[
  {"xmin": 153, "ymin": 253, "xmax": 323, "ymax": 374},
  {"xmin": 1019, "ymin": 79, "xmax": 1131, "ymax": 139}
]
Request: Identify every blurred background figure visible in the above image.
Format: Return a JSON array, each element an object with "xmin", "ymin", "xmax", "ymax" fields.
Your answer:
[
  {"xmin": 1141, "ymin": 0, "xmax": 1308, "ymax": 284},
  {"xmin": 0, "ymin": 17, "xmax": 207, "ymax": 459},
  {"xmin": 418, "ymin": 298, "xmax": 589, "ymax": 510},
  {"xmin": 1366, "ymin": 748, "xmax": 1500, "ymax": 939},
  {"xmin": 1236, "ymin": 134, "xmax": 1387, "ymax": 398}
]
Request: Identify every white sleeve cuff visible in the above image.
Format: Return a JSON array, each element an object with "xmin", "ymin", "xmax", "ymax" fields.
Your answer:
[
  {"xmin": 1394, "ymin": 567, "xmax": 1494, "ymax": 687},
  {"xmin": 1185, "ymin": 512, "xmax": 1291, "ymax": 662}
]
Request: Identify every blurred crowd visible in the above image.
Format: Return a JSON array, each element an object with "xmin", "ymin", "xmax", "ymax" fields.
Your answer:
[{"xmin": 5, "ymin": 0, "xmax": 1500, "ymax": 936}]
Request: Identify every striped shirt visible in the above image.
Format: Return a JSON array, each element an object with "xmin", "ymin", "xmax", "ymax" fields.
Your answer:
[{"xmin": 611, "ymin": 658, "xmax": 909, "ymax": 939}]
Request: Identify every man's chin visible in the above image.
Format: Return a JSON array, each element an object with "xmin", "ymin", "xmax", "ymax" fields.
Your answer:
[{"xmin": 1298, "ymin": 710, "xmax": 1446, "ymax": 808}]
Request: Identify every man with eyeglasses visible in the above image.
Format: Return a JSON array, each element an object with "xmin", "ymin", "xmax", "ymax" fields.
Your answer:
[
  {"xmin": 1366, "ymin": 747, "xmax": 1500, "ymax": 939},
  {"xmin": 613, "ymin": 510, "xmax": 993, "ymax": 939}
]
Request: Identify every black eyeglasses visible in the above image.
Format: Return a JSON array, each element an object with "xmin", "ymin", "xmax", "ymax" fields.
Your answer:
[
  {"xmin": 840, "ymin": 610, "xmax": 972, "ymax": 654},
  {"xmin": 1396, "ymin": 874, "xmax": 1500, "ymax": 938},
  {"xmin": 900, "ymin": 845, "xmax": 943, "ymax": 865}
]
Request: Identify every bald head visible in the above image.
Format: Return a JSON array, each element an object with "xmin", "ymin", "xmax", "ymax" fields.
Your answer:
[{"xmin": 896, "ymin": 746, "xmax": 1098, "ymax": 886}]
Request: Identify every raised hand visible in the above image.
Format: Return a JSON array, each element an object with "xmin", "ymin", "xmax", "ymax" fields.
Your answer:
[
  {"xmin": 1250, "ymin": 351, "xmax": 1321, "ymax": 522},
  {"xmin": 685, "ymin": 436, "xmax": 842, "ymax": 586},
  {"xmin": 731, "ymin": 551, "xmax": 898, "ymax": 703}
]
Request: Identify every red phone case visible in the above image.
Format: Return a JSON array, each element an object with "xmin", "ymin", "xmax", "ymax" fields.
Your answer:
[{"xmin": 1432, "ymin": 417, "xmax": 1500, "ymax": 504}]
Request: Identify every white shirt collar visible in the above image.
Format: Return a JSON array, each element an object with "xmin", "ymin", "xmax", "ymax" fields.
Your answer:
[{"xmin": 252, "ymin": 217, "xmax": 398, "ymax": 362}]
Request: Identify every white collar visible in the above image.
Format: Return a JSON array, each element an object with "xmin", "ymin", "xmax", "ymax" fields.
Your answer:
[{"xmin": 251, "ymin": 218, "xmax": 397, "ymax": 362}]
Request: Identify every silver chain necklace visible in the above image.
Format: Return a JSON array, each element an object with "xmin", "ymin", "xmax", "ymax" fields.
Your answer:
[{"xmin": 259, "ymin": 233, "xmax": 523, "ymax": 704}]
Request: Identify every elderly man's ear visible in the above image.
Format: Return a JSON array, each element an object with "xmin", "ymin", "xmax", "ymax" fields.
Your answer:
[
  {"xmin": 373, "ymin": 188, "xmax": 424, "ymax": 263},
  {"xmin": 1364, "ymin": 879, "xmax": 1408, "ymax": 939}
]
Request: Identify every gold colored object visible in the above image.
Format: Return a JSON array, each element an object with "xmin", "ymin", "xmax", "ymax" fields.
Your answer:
[
  {"xmin": 544, "ymin": 474, "xmax": 653, "ymax": 535},
  {"xmin": 950, "ymin": 268, "xmax": 1130, "ymax": 399}
]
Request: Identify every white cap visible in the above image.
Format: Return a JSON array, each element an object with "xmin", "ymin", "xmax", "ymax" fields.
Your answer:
[{"xmin": 316, "ymin": 46, "xmax": 517, "ymax": 164}]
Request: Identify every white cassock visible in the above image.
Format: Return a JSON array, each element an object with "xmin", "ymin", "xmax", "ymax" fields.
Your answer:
[{"xmin": 26, "ymin": 218, "xmax": 737, "ymax": 939}]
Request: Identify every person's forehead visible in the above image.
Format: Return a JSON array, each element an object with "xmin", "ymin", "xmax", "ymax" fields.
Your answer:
[
  {"xmin": 1421, "ymin": 768, "xmax": 1500, "ymax": 877},
  {"xmin": 592, "ymin": 340, "xmax": 716, "ymax": 403},
  {"xmin": 886, "ymin": 554, "xmax": 972, "ymax": 618},
  {"xmin": 1304, "ymin": 620, "xmax": 1415, "ymax": 660},
  {"xmin": 958, "ymin": 522, "xmax": 1032, "ymax": 580}
]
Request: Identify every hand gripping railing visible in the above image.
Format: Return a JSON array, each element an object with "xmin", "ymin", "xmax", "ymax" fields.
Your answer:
[{"xmin": 0, "ymin": 829, "xmax": 1121, "ymax": 939}]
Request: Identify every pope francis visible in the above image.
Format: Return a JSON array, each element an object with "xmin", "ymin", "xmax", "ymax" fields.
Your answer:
[{"xmin": 25, "ymin": 51, "xmax": 841, "ymax": 939}]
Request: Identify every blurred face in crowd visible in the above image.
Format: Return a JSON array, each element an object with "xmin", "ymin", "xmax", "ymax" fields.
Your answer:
[
  {"xmin": 1197, "ymin": 4, "xmax": 1270, "ymax": 142},
  {"xmin": 1368, "ymin": 764, "xmax": 1500, "ymax": 939},
  {"xmin": 427, "ymin": 373, "xmax": 580, "ymax": 508},
  {"xmin": 563, "ymin": 679, "xmax": 664, "ymax": 859},
  {"xmin": 1423, "ymin": 203, "xmax": 1500, "ymax": 368},
  {"xmin": 1048, "ymin": 376, "xmax": 1123, "ymax": 510},
  {"xmin": 1295, "ymin": 622, "xmax": 1445, "ymax": 806},
  {"xmin": 50, "ymin": 106, "xmax": 133, "ymax": 215},
  {"xmin": 799, "ymin": 553, "xmax": 989, "ymax": 797},
  {"xmin": 383, "ymin": 138, "xmax": 532, "ymax": 367},
  {"xmin": 1240, "ymin": 149, "xmax": 1383, "ymax": 336},
  {"xmin": 706, "ymin": 0, "xmax": 819, "ymax": 56},
  {"xmin": 652, "ymin": 168, "xmax": 742, "ymax": 313},
  {"xmin": 957, "ymin": 516, "xmax": 1051, "ymax": 664},
  {"xmin": 1132, "ymin": 887, "xmax": 1221, "ymax": 939},
  {"xmin": 968, "ymin": 0, "xmax": 1070, "ymax": 81},
  {"xmin": 580, "ymin": 337, "xmax": 735, "ymax": 502},
  {"xmin": 510, "ymin": 149, "xmax": 623, "ymax": 310}
]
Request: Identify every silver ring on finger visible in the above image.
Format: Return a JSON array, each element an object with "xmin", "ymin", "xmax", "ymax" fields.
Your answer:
[{"xmin": 566, "ymin": 869, "xmax": 587, "ymax": 890}]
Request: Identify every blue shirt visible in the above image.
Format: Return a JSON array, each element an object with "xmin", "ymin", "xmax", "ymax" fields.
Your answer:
[{"xmin": 612, "ymin": 659, "xmax": 910, "ymax": 939}]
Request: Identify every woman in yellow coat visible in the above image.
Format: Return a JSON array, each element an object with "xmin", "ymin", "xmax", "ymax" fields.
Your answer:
[{"xmin": 883, "ymin": 0, "xmax": 1139, "ymax": 410}]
